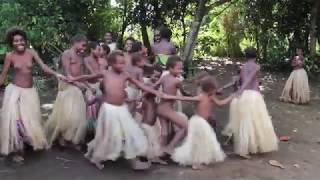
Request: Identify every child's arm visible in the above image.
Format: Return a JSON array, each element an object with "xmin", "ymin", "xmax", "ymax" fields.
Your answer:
[
  {"xmin": 0, "ymin": 53, "xmax": 12, "ymax": 86},
  {"xmin": 219, "ymin": 77, "xmax": 238, "ymax": 91},
  {"xmin": 177, "ymin": 82, "xmax": 192, "ymax": 96},
  {"xmin": 70, "ymin": 72, "xmax": 104, "ymax": 82},
  {"xmin": 211, "ymin": 94, "xmax": 234, "ymax": 107},
  {"xmin": 127, "ymin": 74, "xmax": 162, "ymax": 97},
  {"xmin": 162, "ymin": 94, "xmax": 201, "ymax": 102}
]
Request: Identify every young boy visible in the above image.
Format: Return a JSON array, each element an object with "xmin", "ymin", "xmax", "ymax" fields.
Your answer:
[
  {"xmin": 163, "ymin": 76, "xmax": 233, "ymax": 170},
  {"xmin": 45, "ymin": 34, "xmax": 88, "ymax": 149},
  {"xmin": 154, "ymin": 56, "xmax": 188, "ymax": 155},
  {"xmin": 125, "ymin": 52, "xmax": 146, "ymax": 114},
  {"xmin": 225, "ymin": 47, "xmax": 278, "ymax": 158},
  {"xmin": 71, "ymin": 50, "xmax": 162, "ymax": 170}
]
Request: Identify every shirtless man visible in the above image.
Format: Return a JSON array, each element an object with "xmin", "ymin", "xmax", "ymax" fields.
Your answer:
[
  {"xmin": 46, "ymin": 34, "xmax": 88, "ymax": 149},
  {"xmin": 154, "ymin": 56, "xmax": 188, "ymax": 155},
  {"xmin": 104, "ymin": 31, "xmax": 117, "ymax": 51},
  {"xmin": 152, "ymin": 26, "xmax": 176, "ymax": 55}
]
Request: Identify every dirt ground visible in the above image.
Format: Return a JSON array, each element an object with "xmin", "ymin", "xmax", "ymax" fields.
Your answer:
[{"xmin": 0, "ymin": 61, "xmax": 320, "ymax": 180}]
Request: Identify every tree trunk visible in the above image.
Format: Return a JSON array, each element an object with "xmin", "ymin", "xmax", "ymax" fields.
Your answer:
[
  {"xmin": 310, "ymin": 0, "xmax": 320, "ymax": 57},
  {"xmin": 140, "ymin": 23, "xmax": 151, "ymax": 54},
  {"xmin": 182, "ymin": 0, "xmax": 232, "ymax": 76},
  {"xmin": 117, "ymin": 0, "xmax": 129, "ymax": 49},
  {"xmin": 182, "ymin": 0, "xmax": 207, "ymax": 76}
]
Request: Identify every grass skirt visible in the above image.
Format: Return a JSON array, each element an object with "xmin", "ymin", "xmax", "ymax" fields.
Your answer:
[
  {"xmin": 45, "ymin": 81, "xmax": 87, "ymax": 146},
  {"xmin": 224, "ymin": 90, "xmax": 278, "ymax": 156},
  {"xmin": 86, "ymin": 82, "xmax": 101, "ymax": 130},
  {"xmin": 0, "ymin": 84, "xmax": 47, "ymax": 155},
  {"xmin": 87, "ymin": 103, "xmax": 148, "ymax": 161},
  {"xmin": 172, "ymin": 115, "xmax": 225, "ymax": 166},
  {"xmin": 126, "ymin": 84, "xmax": 140, "ymax": 100},
  {"xmin": 141, "ymin": 123, "xmax": 161, "ymax": 159},
  {"xmin": 280, "ymin": 68, "xmax": 310, "ymax": 104}
]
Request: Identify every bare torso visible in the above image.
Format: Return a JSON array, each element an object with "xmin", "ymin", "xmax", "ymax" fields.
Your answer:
[
  {"xmin": 195, "ymin": 93, "xmax": 214, "ymax": 120},
  {"xmin": 62, "ymin": 49, "xmax": 84, "ymax": 77},
  {"xmin": 159, "ymin": 74, "xmax": 181, "ymax": 106},
  {"xmin": 240, "ymin": 61, "xmax": 260, "ymax": 91},
  {"xmin": 84, "ymin": 55, "xmax": 103, "ymax": 83},
  {"xmin": 8, "ymin": 50, "xmax": 34, "ymax": 88},
  {"xmin": 152, "ymin": 40, "xmax": 176, "ymax": 55},
  {"xmin": 101, "ymin": 70, "xmax": 128, "ymax": 105}
]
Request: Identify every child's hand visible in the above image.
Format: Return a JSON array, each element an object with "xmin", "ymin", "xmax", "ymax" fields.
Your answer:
[{"xmin": 156, "ymin": 91, "xmax": 165, "ymax": 98}]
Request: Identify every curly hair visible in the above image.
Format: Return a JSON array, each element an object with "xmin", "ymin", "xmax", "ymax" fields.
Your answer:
[{"xmin": 5, "ymin": 27, "xmax": 27, "ymax": 47}]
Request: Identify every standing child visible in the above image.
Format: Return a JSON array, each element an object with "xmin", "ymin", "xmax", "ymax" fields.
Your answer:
[
  {"xmin": 45, "ymin": 35, "xmax": 88, "ymax": 149},
  {"xmin": 154, "ymin": 56, "xmax": 188, "ymax": 155},
  {"xmin": 224, "ymin": 47, "xmax": 278, "ymax": 158},
  {"xmin": 280, "ymin": 48, "xmax": 310, "ymax": 104},
  {"xmin": 72, "ymin": 51, "xmax": 162, "ymax": 170},
  {"xmin": 125, "ymin": 52, "xmax": 146, "ymax": 114},
  {"xmin": 0, "ymin": 27, "xmax": 65, "ymax": 163},
  {"xmin": 163, "ymin": 76, "xmax": 232, "ymax": 170}
]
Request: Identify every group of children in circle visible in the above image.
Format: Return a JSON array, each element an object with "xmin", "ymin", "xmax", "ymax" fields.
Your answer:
[{"xmin": 0, "ymin": 25, "xmax": 309, "ymax": 171}]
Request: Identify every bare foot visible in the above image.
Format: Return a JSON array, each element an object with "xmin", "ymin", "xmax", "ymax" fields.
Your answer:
[
  {"xmin": 84, "ymin": 152, "xmax": 91, "ymax": 160},
  {"xmin": 59, "ymin": 137, "xmax": 66, "ymax": 147},
  {"xmin": 75, "ymin": 145, "xmax": 82, "ymax": 151},
  {"xmin": 223, "ymin": 136, "xmax": 232, "ymax": 146},
  {"xmin": 90, "ymin": 159, "xmax": 104, "ymax": 170},
  {"xmin": 151, "ymin": 158, "xmax": 168, "ymax": 165},
  {"xmin": 192, "ymin": 164, "xmax": 207, "ymax": 170},
  {"xmin": 161, "ymin": 147, "xmax": 174, "ymax": 156},
  {"xmin": 240, "ymin": 154, "xmax": 251, "ymax": 159},
  {"xmin": 131, "ymin": 159, "xmax": 151, "ymax": 170},
  {"xmin": 12, "ymin": 155, "xmax": 24, "ymax": 164}
]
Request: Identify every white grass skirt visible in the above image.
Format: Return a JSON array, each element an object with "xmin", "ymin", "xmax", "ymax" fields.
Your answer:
[
  {"xmin": 45, "ymin": 81, "xmax": 87, "ymax": 146},
  {"xmin": 87, "ymin": 103, "xmax": 148, "ymax": 161},
  {"xmin": 172, "ymin": 115, "xmax": 225, "ymax": 166},
  {"xmin": 0, "ymin": 84, "xmax": 47, "ymax": 155},
  {"xmin": 141, "ymin": 123, "xmax": 161, "ymax": 159},
  {"xmin": 224, "ymin": 90, "xmax": 278, "ymax": 156},
  {"xmin": 280, "ymin": 68, "xmax": 310, "ymax": 104},
  {"xmin": 126, "ymin": 85, "xmax": 140, "ymax": 100}
]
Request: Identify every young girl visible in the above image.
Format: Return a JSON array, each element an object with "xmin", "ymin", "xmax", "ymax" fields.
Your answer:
[
  {"xmin": 0, "ymin": 27, "xmax": 65, "ymax": 163},
  {"xmin": 125, "ymin": 52, "xmax": 146, "ymax": 114},
  {"xmin": 280, "ymin": 48, "xmax": 310, "ymax": 104},
  {"xmin": 225, "ymin": 47, "xmax": 278, "ymax": 158},
  {"xmin": 72, "ymin": 51, "xmax": 162, "ymax": 170},
  {"xmin": 163, "ymin": 76, "xmax": 232, "ymax": 170}
]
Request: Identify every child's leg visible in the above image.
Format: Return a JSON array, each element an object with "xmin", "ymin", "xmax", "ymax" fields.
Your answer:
[
  {"xmin": 142, "ymin": 99, "xmax": 157, "ymax": 126},
  {"xmin": 159, "ymin": 116, "xmax": 169, "ymax": 148},
  {"xmin": 158, "ymin": 106, "xmax": 188, "ymax": 154}
]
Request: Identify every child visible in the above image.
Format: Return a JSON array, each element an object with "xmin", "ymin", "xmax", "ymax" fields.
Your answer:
[
  {"xmin": 72, "ymin": 50, "xmax": 162, "ymax": 170},
  {"xmin": 163, "ymin": 76, "xmax": 232, "ymax": 170},
  {"xmin": 224, "ymin": 47, "xmax": 278, "ymax": 158},
  {"xmin": 280, "ymin": 48, "xmax": 310, "ymax": 104},
  {"xmin": 45, "ymin": 35, "xmax": 88, "ymax": 149},
  {"xmin": 125, "ymin": 52, "xmax": 146, "ymax": 114},
  {"xmin": 219, "ymin": 66, "xmax": 241, "ymax": 145},
  {"xmin": 154, "ymin": 56, "xmax": 188, "ymax": 155},
  {"xmin": 0, "ymin": 27, "xmax": 65, "ymax": 163}
]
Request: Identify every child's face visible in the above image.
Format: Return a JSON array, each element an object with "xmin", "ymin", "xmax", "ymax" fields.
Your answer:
[
  {"xmin": 104, "ymin": 33, "xmax": 113, "ymax": 44},
  {"xmin": 13, "ymin": 35, "xmax": 26, "ymax": 52},
  {"xmin": 137, "ymin": 57, "xmax": 146, "ymax": 68},
  {"xmin": 125, "ymin": 40, "xmax": 134, "ymax": 52},
  {"xmin": 169, "ymin": 61, "xmax": 183, "ymax": 76},
  {"xmin": 99, "ymin": 47, "xmax": 106, "ymax": 58},
  {"xmin": 112, "ymin": 55, "xmax": 126, "ymax": 72},
  {"xmin": 91, "ymin": 46, "xmax": 101, "ymax": 58}
]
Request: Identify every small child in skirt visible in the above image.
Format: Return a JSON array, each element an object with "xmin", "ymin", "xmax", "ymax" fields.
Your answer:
[{"xmin": 163, "ymin": 76, "xmax": 233, "ymax": 170}]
